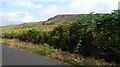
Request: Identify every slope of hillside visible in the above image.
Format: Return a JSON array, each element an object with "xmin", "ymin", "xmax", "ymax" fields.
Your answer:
[
  {"xmin": 18, "ymin": 14, "xmax": 86, "ymax": 26},
  {"xmin": 47, "ymin": 14, "xmax": 86, "ymax": 23},
  {"xmin": 18, "ymin": 14, "xmax": 106, "ymax": 26}
]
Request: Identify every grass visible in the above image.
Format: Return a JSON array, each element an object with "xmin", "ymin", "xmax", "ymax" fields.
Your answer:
[
  {"xmin": 64, "ymin": 59, "xmax": 88, "ymax": 67},
  {"xmin": 0, "ymin": 25, "xmax": 57, "ymax": 34},
  {"xmin": 33, "ymin": 43, "xmax": 54, "ymax": 56},
  {"xmin": 0, "ymin": 38, "xmax": 116, "ymax": 66},
  {"xmin": 0, "ymin": 25, "xmax": 57, "ymax": 39}
]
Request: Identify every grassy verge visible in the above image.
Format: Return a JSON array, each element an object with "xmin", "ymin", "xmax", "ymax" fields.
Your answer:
[{"xmin": 0, "ymin": 38, "xmax": 116, "ymax": 66}]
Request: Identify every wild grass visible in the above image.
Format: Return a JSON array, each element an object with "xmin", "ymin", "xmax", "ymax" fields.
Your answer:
[{"xmin": 0, "ymin": 25, "xmax": 57, "ymax": 34}]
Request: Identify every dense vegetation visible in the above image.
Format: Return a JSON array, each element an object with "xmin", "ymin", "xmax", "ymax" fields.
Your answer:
[{"xmin": 1, "ymin": 10, "xmax": 120, "ymax": 64}]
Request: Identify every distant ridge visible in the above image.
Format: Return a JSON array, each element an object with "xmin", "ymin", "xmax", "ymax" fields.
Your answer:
[{"xmin": 17, "ymin": 13, "xmax": 107, "ymax": 26}]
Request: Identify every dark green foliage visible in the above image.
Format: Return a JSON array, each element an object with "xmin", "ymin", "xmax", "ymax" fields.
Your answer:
[
  {"xmin": 16, "ymin": 29, "xmax": 42, "ymax": 44},
  {"xmin": 93, "ymin": 10, "xmax": 120, "ymax": 62},
  {"xmin": 2, "ymin": 32, "xmax": 16, "ymax": 39},
  {"xmin": 48, "ymin": 10, "xmax": 120, "ymax": 63}
]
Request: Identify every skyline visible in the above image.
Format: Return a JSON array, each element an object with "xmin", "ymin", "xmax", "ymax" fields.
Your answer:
[{"xmin": 0, "ymin": 0, "xmax": 119, "ymax": 26}]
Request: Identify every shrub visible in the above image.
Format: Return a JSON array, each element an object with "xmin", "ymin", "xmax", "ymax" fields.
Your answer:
[
  {"xmin": 2, "ymin": 32, "xmax": 16, "ymax": 39},
  {"xmin": 93, "ymin": 10, "xmax": 120, "ymax": 62},
  {"xmin": 17, "ymin": 29, "xmax": 42, "ymax": 44},
  {"xmin": 39, "ymin": 43, "xmax": 54, "ymax": 56}
]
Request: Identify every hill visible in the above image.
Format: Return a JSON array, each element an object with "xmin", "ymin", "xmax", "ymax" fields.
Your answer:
[{"xmin": 18, "ymin": 13, "xmax": 106, "ymax": 26}]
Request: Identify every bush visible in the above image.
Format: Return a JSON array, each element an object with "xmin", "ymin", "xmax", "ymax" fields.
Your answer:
[
  {"xmin": 48, "ymin": 10, "xmax": 120, "ymax": 63},
  {"xmin": 93, "ymin": 10, "xmax": 120, "ymax": 62},
  {"xmin": 39, "ymin": 43, "xmax": 54, "ymax": 56},
  {"xmin": 2, "ymin": 32, "xmax": 16, "ymax": 39},
  {"xmin": 74, "ymin": 10, "xmax": 120, "ymax": 63},
  {"xmin": 17, "ymin": 29, "xmax": 42, "ymax": 44}
]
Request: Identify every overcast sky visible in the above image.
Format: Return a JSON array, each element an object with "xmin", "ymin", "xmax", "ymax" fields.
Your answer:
[{"xmin": 0, "ymin": 0, "xmax": 119, "ymax": 26}]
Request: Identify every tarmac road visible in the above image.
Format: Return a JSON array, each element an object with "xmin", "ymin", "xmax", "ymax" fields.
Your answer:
[{"xmin": 2, "ymin": 45, "xmax": 64, "ymax": 65}]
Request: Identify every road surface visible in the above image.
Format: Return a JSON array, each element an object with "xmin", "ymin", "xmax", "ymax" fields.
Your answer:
[{"xmin": 2, "ymin": 45, "xmax": 64, "ymax": 65}]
